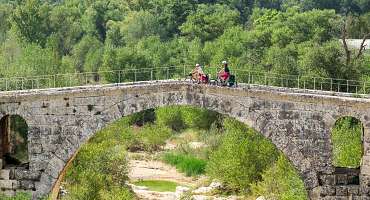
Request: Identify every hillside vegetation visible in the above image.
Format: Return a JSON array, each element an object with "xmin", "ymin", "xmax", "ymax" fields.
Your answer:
[{"xmin": 0, "ymin": 0, "xmax": 369, "ymax": 84}]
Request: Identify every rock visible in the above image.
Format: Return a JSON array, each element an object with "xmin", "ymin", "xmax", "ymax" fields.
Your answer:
[
  {"xmin": 189, "ymin": 142, "xmax": 207, "ymax": 149},
  {"xmin": 192, "ymin": 181, "xmax": 222, "ymax": 195},
  {"xmin": 164, "ymin": 143, "xmax": 176, "ymax": 150},
  {"xmin": 256, "ymin": 196, "xmax": 266, "ymax": 200},
  {"xmin": 192, "ymin": 186, "xmax": 214, "ymax": 194},
  {"xmin": 192, "ymin": 195, "xmax": 213, "ymax": 200},
  {"xmin": 176, "ymin": 186, "xmax": 190, "ymax": 193},
  {"xmin": 126, "ymin": 183, "xmax": 148, "ymax": 191},
  {"xmin": 209, "ymin": 182, "xmax": 222, "ymax": 189}
]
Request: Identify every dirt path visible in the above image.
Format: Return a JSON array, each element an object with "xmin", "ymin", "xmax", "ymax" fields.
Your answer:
[{"xmin": 128, "ymin": 152, "xmax": 197, "ymax": 187}]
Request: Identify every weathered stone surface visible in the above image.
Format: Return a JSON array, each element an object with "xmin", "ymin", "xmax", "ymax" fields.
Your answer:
[
  {"xmin": 0, "ymin": 170, "xmax": 10, "ymax": 180},
  {"xmin": 0, "ymin": 81, "xmax": 370, "ymax": 199},
  {"xmin": 19, "ymin": 180, "xmax": 35, "ymax": 190},
  {"xmin": 336, "ymin": 186, "xmax": 348, "ymax": 196},
  {"xmin": 0, "ymin": 180, "xmax": 19, "ymax": 189},
  {"xmin": 348, "ymin": 186, "xmax": 360, "ymax": 195}
]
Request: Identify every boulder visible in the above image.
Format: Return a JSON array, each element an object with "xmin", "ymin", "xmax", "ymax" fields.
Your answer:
[{"xmin": 256, "ymin": 196, "xmax": 266, "ymax": 200}]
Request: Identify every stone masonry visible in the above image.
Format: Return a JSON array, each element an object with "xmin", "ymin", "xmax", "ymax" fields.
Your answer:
[{"xmin": 0, "ymin": 81, "xmax": 370, "ymax": 199}]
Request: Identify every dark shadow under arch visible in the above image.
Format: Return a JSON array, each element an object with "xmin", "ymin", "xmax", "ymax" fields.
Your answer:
[{"xmin": 0, "ymin": 114, "xmax": 29, "ymax": 168}]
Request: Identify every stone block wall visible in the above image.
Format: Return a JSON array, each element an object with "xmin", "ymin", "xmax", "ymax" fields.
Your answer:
[{"xmin": 0, "ymin": 81, "xmax": 369, "ymax": 199}]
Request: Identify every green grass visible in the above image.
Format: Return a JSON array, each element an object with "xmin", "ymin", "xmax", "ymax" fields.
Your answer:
[
  {"xmin": 133, "ymin": 180, "xmax": 179, "ymax": 192},
  {"xmin": 332, "ymin": 117, "xmax": 363, "ymax": 168},
  {"xmin": 162, "ymin": 152, "xmax": 207, "ymax": 176}
]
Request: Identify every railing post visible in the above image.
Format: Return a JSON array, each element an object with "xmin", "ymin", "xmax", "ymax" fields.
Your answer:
[
  {"xmin": 313, "ymin": 77, "xmax": 316, "ymax": 90},
  {"xmin": 183, "ymin": 65, "xmax": 186, "ymax": 77},
  {"xmin": 21, "ymin": 78, "xmax": 24, "ymax": 90},
  {"xmin": 167, "ymin": 68, "xmax": 169, "ymax": 80},
  {"xmin": 265, "ymin": 74, "xmax": 267, "ymax": 86},
  {"xmin": 338, "ymin": 83, "xmax": 340, "ymax": 92},
  {"xmin": 118, "ymin": 71, "xmax": 121, "ymax": 83},
  {"xmin": 150, "ymin": 69, "xmax": 153, "ymax": 81},
  {"xmin": 364, "ymin": 81, "xmax": 366, "ymax": 94},
  {"xmin": 297, "ymin": 76, "xmax": 300, "ymax": 89},
  {"xmin": 248, "ymin": 71, "xmax": 251, "ymax": 84},
  {"xmin": 281, "ymin": 77, "xmax": 283, "ymax": 87},
  {"xmin": 53, "ymin": 74, "xmax": 56, "ymax": 88},
  {"xmin": 347, "ymin": 80, "xmax": 349, "ymax": 93},
  {"xmin": 330, "ymin": 79, "xmax": 333, "ymax": 91},
  {"xmin": 5, "ymin": 79, "xmax": 7, "ymax": 91},
  {"xmin": 85, "ymin": 73, "xmax": 88, "ymax": 85},
  {"xmin": 134, "ymin": 69, "xmax": 137, "ymax": 82}
]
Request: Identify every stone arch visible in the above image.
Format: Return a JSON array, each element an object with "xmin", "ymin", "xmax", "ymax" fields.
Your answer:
[
  {"xmin": 0, "ymin": 114, "xmax": 29, "ymax": 168},
  {"xmin": 43, "ymin": 87, "xmax": 316, "ymax": 199}
]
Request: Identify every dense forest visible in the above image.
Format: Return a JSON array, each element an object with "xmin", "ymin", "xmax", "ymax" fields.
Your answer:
[{"xmin": 0, "ymin": 0, "xmax": 370, "ymax": 84}]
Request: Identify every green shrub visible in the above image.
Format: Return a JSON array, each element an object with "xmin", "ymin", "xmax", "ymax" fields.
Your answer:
[
  {"xmin": 0, "ymin": 192, "xmax": 32, "ymax": 200},
  {"xmin": 206, "ymin": 118, "xmax": 279, "ymax": 193},
  {"xmin": 156, "ymin": 106, "xmax": 222, "ymax": 132},
  {"xmin": 62, "ymin": 119, "xmax": 133, "ymax": 200},
  {"xmin": 98, "ymin": 187, "xmax": 135, "ymax": 200},
  {"xmin": 124, "ymin": 109, "xmax": 156, "ymax": 126},
  {"xmin": 332, "ymin": 117, "xmax": 363, "ymax": 168},
  {"xmin": 156, "ymin": 106, "xmax": 186, "ymax": 131},
  {"xmin": 163, "ymin": 152, "xmax": 207, "ymax": 176},
  {"xmin": 181, "ymin": 106, "xmax": 221, "ymax": 130},
  {"xmin": 138, "ymin": 124, "xmax": 172, "ymax": 152},
  {"xmin": 251, "ymin": 155, "xmax": 308, "ymax": 200}
]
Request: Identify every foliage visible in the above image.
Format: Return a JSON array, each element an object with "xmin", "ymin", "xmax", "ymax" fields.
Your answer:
[
  {"xmin": 0, "ymin": 0, "xmax": 369, "ymax": 91},
  {"xmin": 62, "ymin": 118, "xmax": 134, "ymax": 200},
  {"xmin": 180, "ymin": 4, "xmax": 240, "ymax": 41},
  {"xmin": 135, "ymin": 124, "xmax": 172, "ymax": 152},
  {"xmin": 156, "ymin": 106, "xmax": 221, "ymax": 132},
  {"xmin": 206, "ymin": 118, "xmax": 279, "ymax": 193},
  {"xmin": 0, "ymin": 192, "xmax": 32, "ymax": 200},
  {"xmin": 251, "ymin": 155, "xmax": 308, "ymax": 200},
  {"xmin": 332, "ymin": 117, "xmax": 363, "ymax": 168},
  {"xmin": 163, "ymin": 152, "xmax": 207, "ymax": 176},
  {"xmin": 156, "ymin": 106, "xmax": 186, "ymax": 131},
  {"xmin": 133, "ymin": 180, "xmax": 179, "ymax": 192}
]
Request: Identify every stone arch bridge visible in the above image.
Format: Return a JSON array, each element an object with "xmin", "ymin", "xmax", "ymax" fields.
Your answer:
[{"xmin": 0, "ymin": 81, "xmax": 370, "ymax": 200}]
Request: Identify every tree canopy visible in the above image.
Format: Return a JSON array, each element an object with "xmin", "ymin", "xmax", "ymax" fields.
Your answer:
[{"xmin": 0, "ymin": 0, "xmax": 369, "ymax": 83}]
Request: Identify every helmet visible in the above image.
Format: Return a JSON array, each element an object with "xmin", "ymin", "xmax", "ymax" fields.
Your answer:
[
  {"xmin": 222, "ymin": 61, "xmax": 227, "ymax": 64},
  {"xmin": 195, "ymin": 63, "xmax": 200, "ymax": 67}
]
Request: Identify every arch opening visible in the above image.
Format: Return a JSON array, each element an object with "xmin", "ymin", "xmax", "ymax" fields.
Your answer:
[
  {"xmin": 329, "ymin": 116, "xmax": 364, "ymax": 186},
  {"xmin": 56, "ymin": 106, "xmax": 308, "ymax": 200},
  {"xmin": 0, "ymin": 115, "xmax": 29, "ymax": 168}
]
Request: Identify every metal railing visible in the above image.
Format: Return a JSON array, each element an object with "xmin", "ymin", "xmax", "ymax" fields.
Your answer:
[{"xmin": 0, "ymin": 66, "xmax": 369, "ymax": 95}]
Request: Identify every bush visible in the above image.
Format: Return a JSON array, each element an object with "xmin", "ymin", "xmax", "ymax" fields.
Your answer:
[
  {"xmin": 206, "ymin": 118, "xmax": 279, "ymax": 193},
  {"xmin": 156, "ymin": 106, "xmax": 222, "ymax": 132},
  {"xmin": 181, "ymin": 106, "xmax": 221, "ymax": 130},
  {"xmin": 251, "ymin": 155, "xmax": 308, "ymax": 200},
  {"xmin": 163, "ymin": 152, "xmax": 207, "ymax": 176},
  {"xmin": 332, "ymin": 117, "xmax": 363, "ymax": 168},
  {"xmin": 0, "ymin": 192, "xmax": 32, "ymax": 200},
  {"xmin": 124, "ymin": 109, "xmax": 156, "ymax": 126},
  {"xmin": 98, "ymin": 187, "xmax": 135, "ymax": 200},
  {"xmin": 137, "ymin": 124, "xmax": 172, "ymax": 152},
  {"xmin": 156, "ymin": 106, "xmax": 186, "ymax": 131},
  {"xmin": 62, "ymin": 118, "xmax": 133, "ymax": 200}
]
